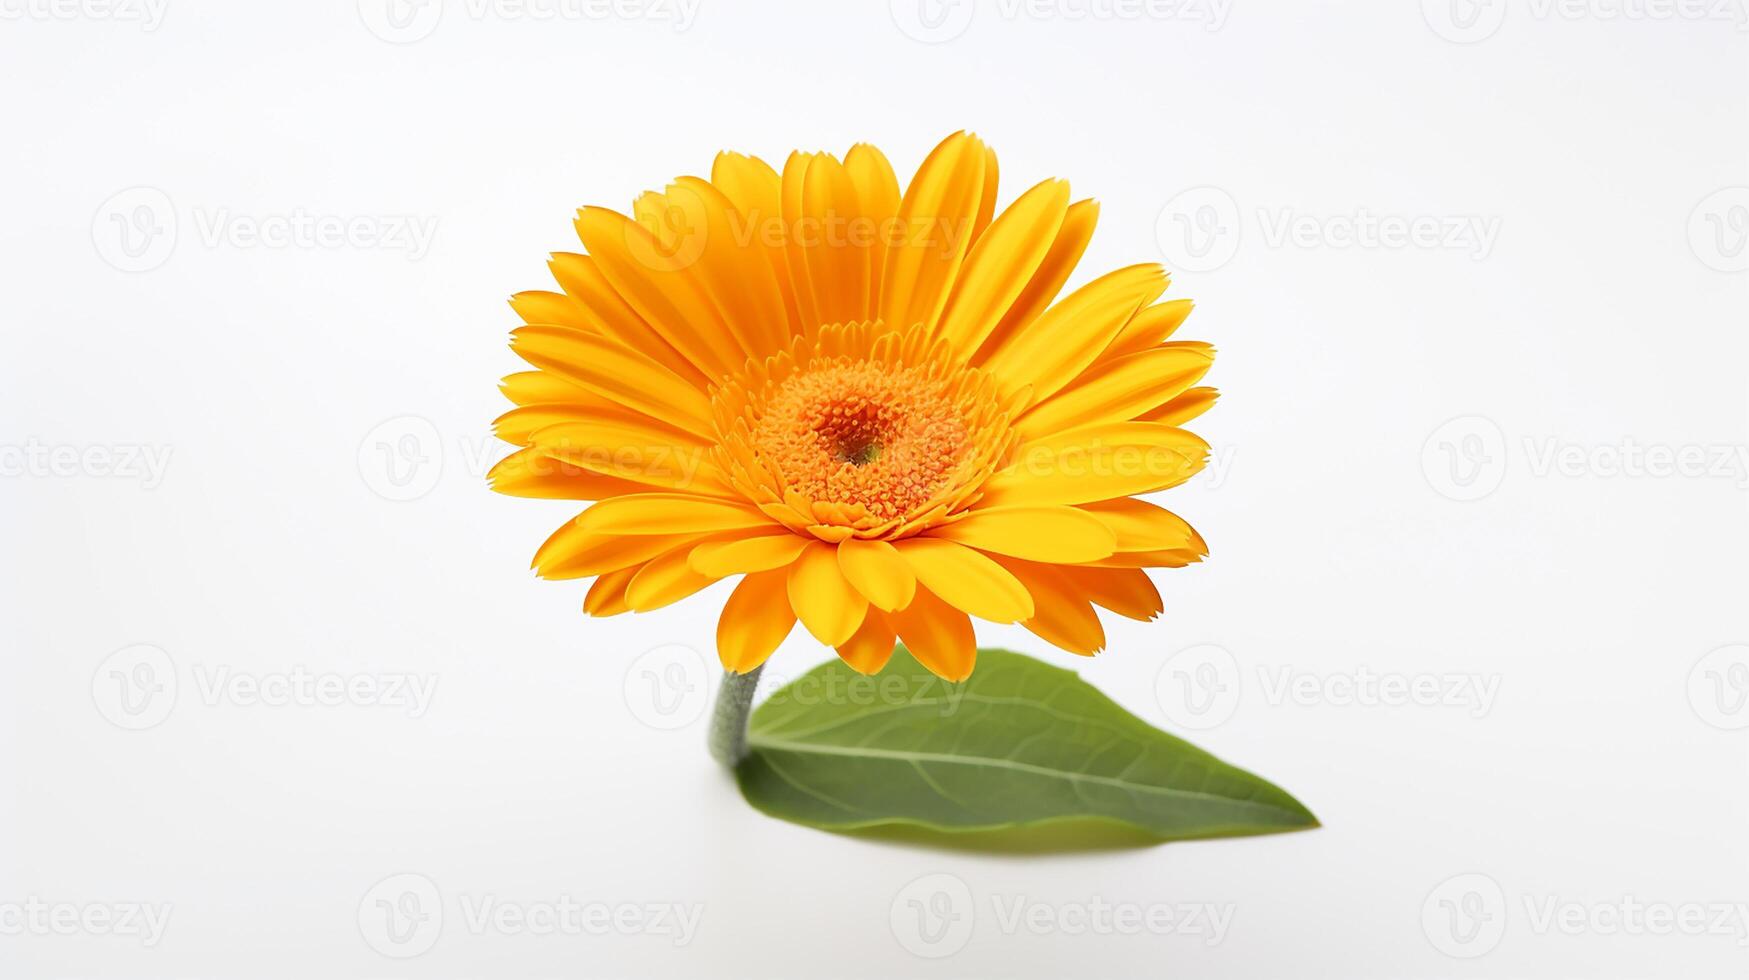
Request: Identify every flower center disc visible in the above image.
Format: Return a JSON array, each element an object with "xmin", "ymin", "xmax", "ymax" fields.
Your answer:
[
  {"xmin": 751, "ymin": 360, "xmax": 968, "ymax": 521},
  {"xmin": 710, "ymin": 322, "xmax": 1016, "ymax": 539}
]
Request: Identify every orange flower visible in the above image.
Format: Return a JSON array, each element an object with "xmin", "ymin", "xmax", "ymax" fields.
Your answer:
[{"xmin": 492, "ymin": 133, "xmax": 1215, "ymax": 681}]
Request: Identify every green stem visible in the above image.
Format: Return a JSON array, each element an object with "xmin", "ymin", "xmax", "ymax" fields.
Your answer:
[{"xmin": 708, "ymin": 666, "xmax": 764, "ymax": 769}]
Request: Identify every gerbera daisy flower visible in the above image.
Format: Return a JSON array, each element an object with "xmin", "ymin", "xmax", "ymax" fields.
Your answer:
[{"xmin": 492, "ymin": 132, "xmax": 1216, "ymax": 682}]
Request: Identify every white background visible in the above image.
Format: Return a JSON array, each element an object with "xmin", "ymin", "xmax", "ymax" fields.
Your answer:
[{"xmin": 2, "ymin": 1, "xmax": 1747, "ymax": 977}]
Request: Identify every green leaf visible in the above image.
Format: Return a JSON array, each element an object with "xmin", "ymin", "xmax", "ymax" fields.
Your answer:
[{"xmin": 735, "ymin": 647, "xmax": 1317, "ymax": 845}]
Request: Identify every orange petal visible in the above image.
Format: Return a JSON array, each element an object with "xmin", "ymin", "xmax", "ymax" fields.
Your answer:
[
  {"xmin": 935, "ymin": 178, "xmax": 1070, "ymax": 356},
  {"xmin": 534, "ymin": 521, "xmax": 700, "ymax": 579},
  {"xmin": 1139, "ymin": 386, "xmax": 1220, "ymax": 427},
  {"xmin": 1102, "ymin": 298, "xmax": 1196, "ymax": 360},
  {"xmin": 583, "ymin": 565, "xmax": 637, "ymax": 616},
  {"xmin": 510, "ymin": 325, "xmax": 714, "ymax": 437},
  {"xmin": 509, "ymin": 289, "xmax": 589, "ymax": 329},
  {"xmin": 795, "ymin": 153, "xmax": 872, "ymax": 326},
  {"xmin": 499, "ymin": 370, "xmax": 596, "ymax": 408},
  {"xmin": 980, "ymin": 422, "xmax": 1209, "ymax": 507},
  {"xmin": 579, "ymin": 493, "xmax": 775, "ymax": 535},
  {"xmin": 547, "ymin": 252, "xmax": 711, "ymax": 389},
  {"xmin": 974, "ymin": 198, "xmax": 1098, "ymax": 361},
  {"xmin": 717, "ymin": 569, "xmax": 795, "ymax": 673},
  {"xmin": 786, "ymin": 542, "xmax": 868, "ymax": 646},
  {"xmin": 1016, "ymin": 344, "xmax": 1214, "ymax": 441},
  {"xmin": 980, "ymin": 264, "xmax": 1169, "ymax": 405},
  {"xmin": 1078, "ymin": 498, "xmax": 1207, "ymax": 555},
  {"xmin": 710, "ymin": 151, "xmax": 804, "ymax": 338},
  {"xmin": 625, "ymin": 545, "xmax": 719, "ymax": 612},
  {"xmin": 993, "ymin": 558, "xmax": 1106, "ymax": 656},
  {"xmin": 886, "ymin": 586, "xmax": 977, "ymax": 682},
  {"xmin": 928, "ymin": 506, "xmax": 1115, "ymax": 563},
  {"xmin": 877, "ymin": 132, "xmax": 987, "ymax": 334},
  {"xmin": 893, "ymin": 538, "xmax": 1033, "ymax": 623},
  {"xmin": 526, "ymin": 418, "xmax": 731, "ymax": 495},
  {"xmin": 488, "ymin": 447, "xmax": 647, "ymax": 501},
  {"xmin": 836, "ymin": 537, "xmax": 916, "ymax": 612},
  {"xmin": 1058, "ymin": 565, "xmax": 1163, "ymax": 621},
  {"xmin": 690, "ymin": 532, "xmax": 812, "ymax": 577},
  {"xmin": 573, "ymin": 205, "xmax": 741, "ymax": 380},
  {"xmin": 836, "ymin": 612, "xmax": 897, "ymax": 675},
  {"xmin": 843, "ymin": 143, "xmax": 901, "ymax": 311}
]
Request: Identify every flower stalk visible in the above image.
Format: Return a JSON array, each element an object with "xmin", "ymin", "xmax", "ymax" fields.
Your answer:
[{"xmin": 707, "ymin": 665, "xmax": 764, "ymax": 769}]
